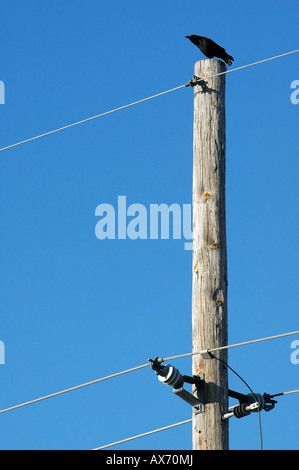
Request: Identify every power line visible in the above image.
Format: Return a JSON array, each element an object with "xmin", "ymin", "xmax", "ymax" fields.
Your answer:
[
  {"xmin": 92, "ymin": 389, "xmax": 299, "ymax": 450},
  {"xmin": 270, "ymin": 389, "xmax": 299, "ymax": 398},
  {"xmin": 208, "ymin": 49, "xmax": 299, "ymax": 79},
  {"xmin": 92, "ymin": 418, "xmax": 192, "ymax": 450},
  {"xmin": 0, "ymin": 49, "xmax": 298, "ymax": 154},
  {"xmin": 93, "ymin": 385, "xmax": 299, "ymax": 451},
  {"xmin": 0, "ymin": 329, "xmax": 297, "ymax": 416},
  {"xmin": 165, "ymin": 329, "xmax": 299, "ymax": 361},
  {"xmin": 0, "ymin": 85, "xmax": 186, "ymax": 153},
  {"xmin": 0, "ymin": 363, "xmax": 149, "ymax": 415},
  {"xmin": 93, "ymin": 390, "xmax": 299, "ymax": 450}
]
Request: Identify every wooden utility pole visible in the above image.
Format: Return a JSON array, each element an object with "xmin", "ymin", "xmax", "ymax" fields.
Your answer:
[{"xmin": 191, "ymin": 59, "xmax": 229, "ymax": 450}]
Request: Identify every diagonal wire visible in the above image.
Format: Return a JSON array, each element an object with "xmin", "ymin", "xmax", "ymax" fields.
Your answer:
[
  {"xmin": 0, "ymin": 49, "xmax": 298, "ymax": 154},
  {"xmin": 207, "ymin": 49, "xmax": 299, "ymax": 80},
  {"xmin": 166, "ymin": 329, "xmax": 299, "ymax": 361},
  {"xmin": 92, "ymin": 389, "xmax": 299, "ymax": 450},
  {"xmin": 0, "ymin": 363, "xmax": 149, "ymax": 415},
  {"xmin": 0, "ymin": 85, "xmax": 186, "ymax": 153},
  {"xmin": 0, "ymin": 329, "xmax": 298, "ymax": 415},
  {"xmin": 270, "ymin": 389, "xmax": 299, "ymax": 398},
  {"xmin": 92, "ymin": 418, "xmax": 192, "ymax": 450}
]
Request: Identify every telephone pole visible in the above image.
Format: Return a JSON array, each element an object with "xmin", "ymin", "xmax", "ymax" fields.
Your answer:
[{"xmin": 191, "ymin": 59, "xmax": 229, "ymax": 450}]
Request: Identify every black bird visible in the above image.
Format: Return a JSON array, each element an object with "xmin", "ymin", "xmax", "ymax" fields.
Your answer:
[{"xmin": 186, "ymin": 35, "xmax": 234, "ymax": 66}]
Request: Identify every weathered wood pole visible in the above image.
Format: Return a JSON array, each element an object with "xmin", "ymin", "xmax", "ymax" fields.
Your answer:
[{"xmin": 191, "ymin": 59, "xmax": 229, "ymax": 450}]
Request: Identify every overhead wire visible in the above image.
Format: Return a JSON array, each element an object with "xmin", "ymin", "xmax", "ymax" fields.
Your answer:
[
  {"xmin": 92, "ymin": 375, "xmax": 299, "ymax": 451},
  {"xmin": 164, "ymin": 329, "xmax": 299, "ymax": 361},
  {"xmin": 0, "ymin": 329, "xmax": 298, "ymax": 416},
  {"xmin": 0, "ymin": 363, "xmax": 149, "ymax": 415},
  {"xmin": 0, "ymin": 48, "xmax": 298, "ymax": 154},
  {"xmin": 0, "ymin": 85, "xmax": 186, "ymax": 153},
  {"xmin": 92, "ymin": 419, "xmax": 192, "ymax": 450},
  {"xmin": 207, "ymin": 48, "xmax": 299, "ymax": 79},
  {"xmin": 92, "ymin": 390, "xmax": 299, "ymax": 450},
  {"xmin": 270, "ymin": 389, "xmax": 299, "ymax": 398}
]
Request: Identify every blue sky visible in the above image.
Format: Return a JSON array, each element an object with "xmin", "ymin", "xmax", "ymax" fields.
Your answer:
[{"xmin": 0, "ymin": 0, "xmax": 298, "ymax": 450}]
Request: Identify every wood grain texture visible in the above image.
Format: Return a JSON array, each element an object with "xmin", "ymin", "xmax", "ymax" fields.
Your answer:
[{"xmin": 192, "ymin": 59, "xmax": 229, "ymax": 450}]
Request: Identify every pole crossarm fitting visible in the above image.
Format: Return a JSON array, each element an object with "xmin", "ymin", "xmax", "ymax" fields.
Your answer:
[
  {"xmin": 199, "ymin": 349, "xmax": 214, "ymax": 359},
  {"xmin": 185, "ymin": 75, "xmax": 205, "ymax": 88},
  {"xmin": 148, "ymin": 357, "xmax": 205, "ymax": 415}
]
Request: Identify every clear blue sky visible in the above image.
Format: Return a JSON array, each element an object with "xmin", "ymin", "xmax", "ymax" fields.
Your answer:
[{"xmin": 0, "ymin": 0, "xmax": 298, "ymax": 450}]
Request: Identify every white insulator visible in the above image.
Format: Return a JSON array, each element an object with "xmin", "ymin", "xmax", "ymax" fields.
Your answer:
[{"xmin": 158, "ymin": 365, "xmax": 182, "ymax": 387}]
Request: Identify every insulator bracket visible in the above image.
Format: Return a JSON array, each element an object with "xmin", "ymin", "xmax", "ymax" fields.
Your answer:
[{"xmin": 148, "ymin": 357, "xmax": 205, "ymax": 414}]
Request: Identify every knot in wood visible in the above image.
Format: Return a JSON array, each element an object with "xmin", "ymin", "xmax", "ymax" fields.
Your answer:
[{"xmin": 213, "ymin": 289, "xmax": 224, "ymax": 306}]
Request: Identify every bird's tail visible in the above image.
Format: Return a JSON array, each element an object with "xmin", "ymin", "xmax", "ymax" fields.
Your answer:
[{"xmin": 225, "ymin": 54, "xmax": 234, "ymax": 66}]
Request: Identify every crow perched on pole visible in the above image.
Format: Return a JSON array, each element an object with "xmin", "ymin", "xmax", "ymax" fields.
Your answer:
[{"xmin": 186, "ymin": 35, "xmax": 234, "ymax": 66}]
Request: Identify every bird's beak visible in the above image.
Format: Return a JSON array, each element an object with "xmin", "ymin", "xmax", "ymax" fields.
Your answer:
[{"xmin": 185, "ymin": 36, "xmax": 189, "ymax": 38}]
